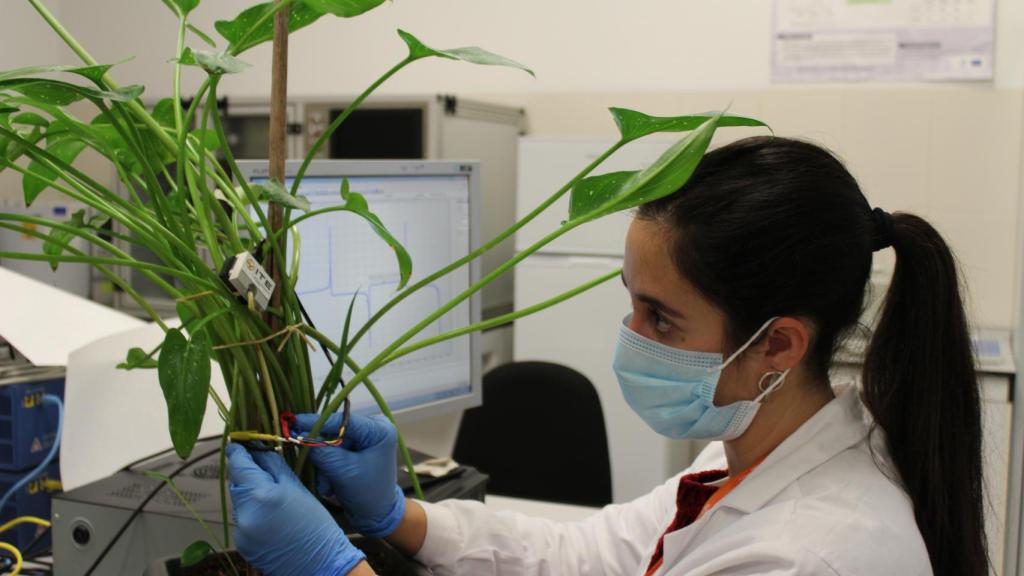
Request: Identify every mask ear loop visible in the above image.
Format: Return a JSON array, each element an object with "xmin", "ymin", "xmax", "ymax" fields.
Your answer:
[
  {"xmin": 709, "ymin": 316, "xmax": 781, "ymax": 374},
  {"xmin": 754, "ymin": 369, "xmax": 790, "ymax": 402}
]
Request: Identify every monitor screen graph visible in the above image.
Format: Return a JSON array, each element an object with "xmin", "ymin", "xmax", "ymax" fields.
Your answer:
[{"xmin": 241, "ymin": 160, "xmax": 481, "ymax": 420}]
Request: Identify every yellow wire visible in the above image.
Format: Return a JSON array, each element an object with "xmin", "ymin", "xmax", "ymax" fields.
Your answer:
[
  {"xmin": 0, "ymin": 517, "xmax": 49, "ymax": 536},
  {"xmin": 0, "ymin": 541, "xmax": 22, "ymax": 575},
  {"xmin": 229, "ymin": 431, "xmax": 280, "ymax": 443}
]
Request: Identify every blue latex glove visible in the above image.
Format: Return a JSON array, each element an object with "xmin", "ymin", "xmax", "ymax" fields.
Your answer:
[
  {"xmin": 293, "ymin": 412, "xmax": 406, "ymax": 538},
  {"xmin": 227, "ymin": 443, "xmax": 366, "ymax": 576}
]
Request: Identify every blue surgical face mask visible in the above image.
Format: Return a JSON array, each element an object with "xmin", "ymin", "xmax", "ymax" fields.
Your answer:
[{"xmin": 612, "ymin": 315, "xmax": 789, "ymax": 441}]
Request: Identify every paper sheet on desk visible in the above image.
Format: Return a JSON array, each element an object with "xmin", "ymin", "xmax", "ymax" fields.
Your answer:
[
  {"xmin": 0, "ymin": 267, "xmax": 144, "ymax": 366},
  {"xmin": 61, "ymin": 321, "xmax": 230, "ymax": 491}
]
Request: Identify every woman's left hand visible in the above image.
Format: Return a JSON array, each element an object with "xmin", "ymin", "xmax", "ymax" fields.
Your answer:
[{"xmin": 227, "ymin": 443, "xmax": 368, "ymax": 576}]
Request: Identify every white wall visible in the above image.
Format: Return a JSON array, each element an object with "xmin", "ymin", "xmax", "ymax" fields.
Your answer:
[
  {"xmin": 3, "ymin": 1, "xmax": 1022, "ymax": 329},
  {"xmin": 44, "ymin": 0, "xmax": 1024, "ymax": 97},
  {"xmin": 504, "ymin": 88, "xmax": 1023, "ymax": 330},
  {"xmin": 0, "ymin": 2, "xmax": 62, "ymax": 70}
]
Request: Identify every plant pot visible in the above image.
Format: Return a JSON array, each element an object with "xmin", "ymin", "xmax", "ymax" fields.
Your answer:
[
  {"xmin": 145, "ymin": 551, "xmax": 258, "ymax": 576},
  {"xmin": 145, "ymin": 537, "xmax": 433, "ymax": 576}
]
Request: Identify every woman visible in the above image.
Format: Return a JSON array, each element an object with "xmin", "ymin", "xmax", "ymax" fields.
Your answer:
[{"xmin": 226, "ymin": 136, "xmax": 988, "ymax": 575}]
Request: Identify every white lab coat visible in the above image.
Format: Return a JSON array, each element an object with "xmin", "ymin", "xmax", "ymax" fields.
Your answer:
[{"xmin": 414, "ymin": 386, "xmax": 932, "ymax": 575}]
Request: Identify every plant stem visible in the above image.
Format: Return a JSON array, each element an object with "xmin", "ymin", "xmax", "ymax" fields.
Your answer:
[
  {"xmin": 384, "ymin": 268, "xmax": 620, "ymax": 366},
  {"xmin": 0, "ymin": 222, "xmax": 168, "ymax": 328},
  {"xmin": 208, "ymin": 80, "xmax": 267, "ymax": 241},
  {"xmin": 293, "ymin": 325, "xmax": 425, "ymax": 500},
  {"xmin": 255, "ymin": 347, "xmax": 282, "ymax": 438},
  {"xmin": 173, "ymin": 15, "xmax": 187, "ymax": 189},
  {"xmin": 26, "ymin": 0, "xmax": 95, "ymax": 67},
  {"xmin": 288, "ymin": 58, "xmax": 412, "ymax": 198},
  {"xmin": 267, "ymin": 204, "xmax": 354, "ymax": 244},
  {"xmin": 218, "ymin": 429, "xmax": 233, "ymax": 563},
  {"xmin": 26, "ymin": 0, "xmax": 181, "ymax": 158},
  {"xmin": 0, "ymin": 211, "xmax": 191, "ymax": 302},
  {"xmin": 348, "ymin": 359, "xmax": 424, "ymax": 500},
  {"xmin": 267, "ymin": 0, "xmax": 291, "ymax": 330},
  {"xmin": 0, "ymin": 126, "xmax": 206, "ymax": 274},
  {"xmin": 0, "ymin": 249, "xmax": 212, "ymax": 290}
]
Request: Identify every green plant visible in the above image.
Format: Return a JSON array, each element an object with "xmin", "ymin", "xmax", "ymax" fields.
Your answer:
[{"xmin": 0, "ymin": 0, "xmax": 766, "ymax": 567}]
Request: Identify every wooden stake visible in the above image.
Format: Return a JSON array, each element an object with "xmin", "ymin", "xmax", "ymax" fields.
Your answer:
[{"xmin": 267, "ymin": 0, "xmax": 289, "ymax": 329}]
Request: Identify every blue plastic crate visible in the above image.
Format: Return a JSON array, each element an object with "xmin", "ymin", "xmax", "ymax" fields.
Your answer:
[
  {"xmin": 0, "ymin": 368, "xmax": 64, "ymax": 472},
  {"xmin": 0, "ymin": 461, "xmax": 60, "ymax": 552}
]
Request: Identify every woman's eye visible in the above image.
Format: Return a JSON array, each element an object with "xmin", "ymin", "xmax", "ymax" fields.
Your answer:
[{"xmin": 651, "ymin": 309, "xmax": 672, "ymax": 334}]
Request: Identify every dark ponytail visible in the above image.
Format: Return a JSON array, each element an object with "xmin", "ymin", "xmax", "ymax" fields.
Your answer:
[
  {"xmin": 637, "ymin": 136, "xmax": 988, "ymax": 576},
  {"xmin": 863, "ymin": 213, "xmax": 987, "ymax": 575}
]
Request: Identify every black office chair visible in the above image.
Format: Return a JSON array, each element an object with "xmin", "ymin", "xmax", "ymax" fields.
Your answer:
[{"xmin": 452, "ymin": 361, "xmax": 613, "ymax": 507}]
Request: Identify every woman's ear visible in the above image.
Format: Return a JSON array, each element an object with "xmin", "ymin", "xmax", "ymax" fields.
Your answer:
[{"xmin": 762, "ymin": 317, "xmax": 812, "ymax": 371}]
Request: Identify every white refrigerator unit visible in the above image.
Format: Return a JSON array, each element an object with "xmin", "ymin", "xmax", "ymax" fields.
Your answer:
[{"xmin": 513, "ymin": 136, "xmax": 704, "ymax": 503}]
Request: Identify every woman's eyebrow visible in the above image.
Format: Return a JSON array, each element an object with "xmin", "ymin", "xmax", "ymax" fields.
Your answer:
[
  {"xmin": 622, "ymin": 273, "xmax": 686, "ymax": 319},
  {"xmin": 636, "ymin": 294, "xmax": 686, "ymax": 319}
]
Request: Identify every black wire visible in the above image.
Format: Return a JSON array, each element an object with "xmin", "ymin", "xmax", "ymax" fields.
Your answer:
[
  {"xmin": 82, "ymin": 447, "xmax": 221, "ymax": 576},
  {"xmin": 21, "ymin": 524, "xmax": 51, "ymax": 559},
  {"xmin": 295, "ymin": 296, "xmax": 351, "ymax": 436}
]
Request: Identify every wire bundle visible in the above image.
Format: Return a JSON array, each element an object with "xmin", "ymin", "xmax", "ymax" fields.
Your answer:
[
  {"xmin": 0, "ymin": 395, "xmax": 63, "ymax": 576},
  {"xmin": 228, "ymin": 410, "xmax": 348, "ymax": 448}
]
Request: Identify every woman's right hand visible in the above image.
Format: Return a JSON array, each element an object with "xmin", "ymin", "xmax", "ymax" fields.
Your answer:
[{"xmin": 293, "ymin": 412, "xmax": 407, "ymax": 538}]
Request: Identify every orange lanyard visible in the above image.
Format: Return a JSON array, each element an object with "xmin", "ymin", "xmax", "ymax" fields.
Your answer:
[{"xmin": 645, "ymin": 457, "xmax": 767, "ymax": 576}]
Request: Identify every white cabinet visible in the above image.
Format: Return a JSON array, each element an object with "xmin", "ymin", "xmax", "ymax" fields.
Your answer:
[{"xmin": 513, "ymin": 254, "xmax": 702, "ymax": 502}]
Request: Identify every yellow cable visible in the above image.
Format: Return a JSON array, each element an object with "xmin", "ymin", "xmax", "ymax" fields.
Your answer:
[
  {"xmin": 229, "ymin": 431, "xmax": 280, "ymax": 443},
  {"xmin": 0, "ymin": 541, "xmax": 23, "ymax": 575},
  {"xmin": 0, "ymin": 517, "xmax": 49, "ymax": 536}
]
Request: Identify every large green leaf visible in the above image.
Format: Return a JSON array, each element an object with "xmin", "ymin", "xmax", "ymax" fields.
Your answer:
[
  {"xmin": 177, "ymin": 48, "xmax": 251, "ymax": 75},
  {"xmin": 152, "ymin": 98, "xmax": 180, "ymax": 129},
  {"xmin": 0, "ymin": 63, "xmax": 116, "ymax": 85},
  {"xmin": 0, "ymin": 78, "xmax": 143, "ymax": 106},
  {"xmin": 609, "ymin": 107, "xmax": 768, "ymax": 143},
  {"xmin": 11, "ymin": 112, "xmax": 49, "ymax": 128},
  {"xmin": 188, "ymin": 128, "xmax": 220, "ymax": 151},
  {"xmin": 340, "ymin": 178, "xmax": 412, "ymax": 289},
  {"xmin": 176, "ymin": 301, "xmax": 197, "ymax": 329},
  {"xmin": 302, "ymin": 0, "xmax": 385, "ymax": 17},
  {"xmin": 398, "ymin": 30, "xmax": 534, "ymax": 76},
  {"xmin": 157, "ymin": 328, "xmax": 211, "ymax": 460},
  {"xmin": 255, "ymin": 179, "xmax": 311, "ymax": 211},
  {"xmin": 2, "ymin": 126, "xmax": 43, "ymax": 168},
  {"xmin": 0, "ymin": 111, "xmax": 12, "ymax": 160},
  {"xmin": 23, "ymin": 136, "xmax": 88, "ymax": 205},
  {"xmin": 41, "ymin": 209, "xmax": 84, "ymax": 270},
  {"xmin": 87, "ymin": 113, "xmax": 176, "ymax": 175},
  {"xmin": 216, "ymin": 2, "xmax": 324, "ymax": 54},
  {"xmin": 568, "ymin": 113, "xmax": 723, "ymax": 221},
  {"xmin": 568, "ymin": 171, "xmax": 638, "ymax": 222},
  {"xmin": 117, "ymin": 347, "xmax": 160, "ymax": 370},
  {"xmin": 165, "ymin": 0, "xmax": 201, "ymax": 16},
  {"xmin": 181, "ymin": 540, "xmax": 215, "ymax": 568}
]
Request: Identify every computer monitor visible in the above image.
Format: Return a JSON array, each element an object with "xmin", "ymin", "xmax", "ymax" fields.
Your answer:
[{"xmin": 237, "ymin": 160, "xmax": 482, "ymax": 421}]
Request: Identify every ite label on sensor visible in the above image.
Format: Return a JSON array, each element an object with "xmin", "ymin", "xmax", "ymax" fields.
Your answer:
[{"xmin": 227, "ymin": 252, "xmax": 276, "ymax": 311}]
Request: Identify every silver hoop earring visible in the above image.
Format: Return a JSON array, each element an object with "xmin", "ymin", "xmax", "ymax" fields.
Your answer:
[{"xmin": 757, "ymin": 368, "xmax": 786, "ymax": 397}]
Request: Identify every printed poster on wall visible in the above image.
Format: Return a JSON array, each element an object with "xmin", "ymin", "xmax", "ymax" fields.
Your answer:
[{"xmin": 773, "ymin": 0, "xmax": 995, "ymax": 82}]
